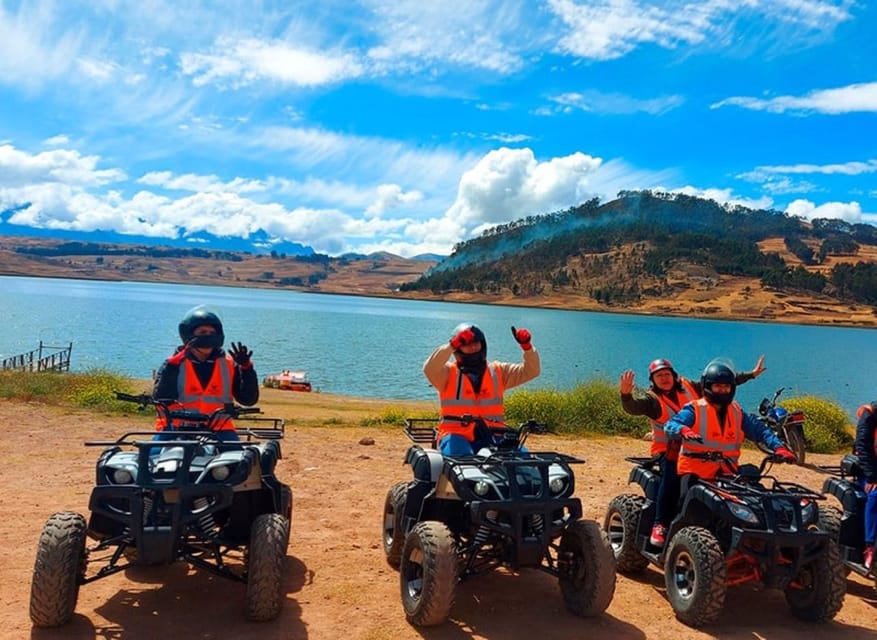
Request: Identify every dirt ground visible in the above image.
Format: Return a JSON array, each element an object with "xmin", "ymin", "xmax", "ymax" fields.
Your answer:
[{"xmin": 2, "ymin": 393, "xmax": 876, "ymax": 640}]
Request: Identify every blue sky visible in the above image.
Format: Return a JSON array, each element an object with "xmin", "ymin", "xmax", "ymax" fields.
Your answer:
[{"xmin": 1, "ymin": 0, "xmax": 875, "ymax": 258}]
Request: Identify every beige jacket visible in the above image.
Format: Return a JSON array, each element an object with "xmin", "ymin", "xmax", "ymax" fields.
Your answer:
[{"xmin": 423, "ymin": 343, "xmax": 541, "ymax": 392}]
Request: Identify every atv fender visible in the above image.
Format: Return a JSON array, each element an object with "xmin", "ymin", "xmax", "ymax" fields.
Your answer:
[
  {"xmin": 628, "ymin": 464, "xmax": 659, "ymax": 502},
  {"xmin": 405, "ymin": 445, "xmax": 444, "ymax": 482},
  {"xmin": 822, "ymin": 477, "xmax": 865, "ymax": 513}
]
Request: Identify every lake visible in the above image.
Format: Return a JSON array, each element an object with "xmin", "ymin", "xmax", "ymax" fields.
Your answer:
[{"xmin": 0, "ymin": 275, "xmax": 874, "ymax": 417}]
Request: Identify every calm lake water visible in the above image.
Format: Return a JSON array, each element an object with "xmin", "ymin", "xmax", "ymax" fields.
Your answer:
[{"xmin": 1, "ymin": 275, "xmax": 874, "ymax": 417}]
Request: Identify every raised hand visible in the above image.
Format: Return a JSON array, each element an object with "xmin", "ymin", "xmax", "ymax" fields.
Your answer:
[
  {"xmin": 450, "ymin": 327, "xmax": 476, "ymax": 350},
  {"xmin": 751, "ymin": 354, "xmax": 767, "ymax": 378},
  {"xmin": 619, "ymin": 370, "xmax": 635, "ymax": 395},
  {"xmin": 230, "ymin": 341, "xmax": 253, "ymax": 369},
  {"xmin": 511, "ymin": 326, "xmax": 532, "ymax": 351}
]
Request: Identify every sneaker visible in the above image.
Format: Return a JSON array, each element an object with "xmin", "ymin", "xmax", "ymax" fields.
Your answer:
[
  {"xmin": 865, "ymin": 545, "xmax": 873, "ymax": 571},
  {"xmin": 649, "ymin": 524, "xmax": 666, "ymax": 547}
]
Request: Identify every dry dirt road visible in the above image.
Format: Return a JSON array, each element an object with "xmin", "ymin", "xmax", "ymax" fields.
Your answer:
[{"xmin": 2, "ymin": 395, "xmax": 875, "ymax": 640}]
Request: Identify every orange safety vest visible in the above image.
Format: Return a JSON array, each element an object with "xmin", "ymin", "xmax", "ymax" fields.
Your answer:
[
  {"xmin": 856, "ymin": 404, "xmax": 877, "ymax": 456},
  {"xmin": 156, "ymin": 355, "xmax": 236, "ymax": 431},
  {"xmin": 677, "ymin": 398, "xmax": 744, "ymax": 479},
  {"xmin": 436, "ymin": 362, "xmax": 506, "ymax": 443},
  {"xmin": 650, "ymin": 377, "xmax": 699, "ymax": 460}
]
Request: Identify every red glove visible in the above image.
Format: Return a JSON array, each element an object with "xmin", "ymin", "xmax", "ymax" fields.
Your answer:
[
  {"xmin": 167, "ymin": 345, "xmax": 188, "ymax": 366},
  {"xmin": 511, "ymin": 326, "xmax": 532, "ymax": 351},
  {"xmin": 774, "ymin": 446, "xmax": 797, "ymax": 463},
  {"xmin": 450, "ymin": 327, "xmax": 476, "ymax": 350},
  {"xmin": 680, "ymin": 427, "xmax": 701, "ymax": 441}
]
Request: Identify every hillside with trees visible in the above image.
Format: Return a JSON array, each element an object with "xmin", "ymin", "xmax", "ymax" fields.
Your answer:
[{"xmin": 401, "ymin": 191, "xmax": 877, "ymax": 325}]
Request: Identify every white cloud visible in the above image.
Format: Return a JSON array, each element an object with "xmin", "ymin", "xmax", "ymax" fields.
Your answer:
[
  {"xmin": 180, "ymin": 38, "xmax": 365, "ymax": 88},
  {"xmin": 745, "ymin": 159, "xmax": 877, "ymax": 176},
  {"xmin": 713, "ymin": 81, "xmax": 877, "ymax": 114},
  {"xmin": 548, "ymin": 0, "xmax": 853, "ymax": 61},
  {"xmin": 0, "ymin": 144, "xmax": 125, "ymax": 188},
  {"xmin": 785, "ymin": 198, "xmax": 872, "ymax": 223},
  {"xmin": 547, "ymin": 90, "xmax": 685, "ymax": 115},
  {"xmin": 365, "ymin": 184, "xmax": 424, "ymax": 218}
]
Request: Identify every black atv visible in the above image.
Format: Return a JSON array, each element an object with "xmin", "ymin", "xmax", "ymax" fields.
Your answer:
[
  {"xmin": 382, "ymin": 415, "xmax": 616, "ymax": 627},
  {"xmin": 817, "ymin": 453, "xmax": 876, "ymax": 592},
  {"xmin": 29, "ymin": 392, "xmax": 292, "ymax": 627},
  {"xmin": 604, "ymin": 452, "xmax": 845, "ymax": 627}
]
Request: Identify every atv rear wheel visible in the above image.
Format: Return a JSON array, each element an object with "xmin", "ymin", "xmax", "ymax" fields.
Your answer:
[
  {"xmin": 604, "ymin": 494, "xmax": 649, "ymax": 574},
  {"xmin": 30, "ymin": 511, "xmax": 87, "ymax": 627},
  {"xmin": 383, "ymin": 481, "xmax": 408, "ymax": 569},
  {"xmin": 246, "ymin": 513, "xmax": 289, "ymax": 622},
  {"xmin": 664, "ymin": 526, "xmax": 726, "ymax": 627},
  {"xmin": 785, "ymin": 536, "xmax": 845, "ymax": 622},
  {"xmin": 558, "ymin": 519, "xmax": 617, "ymax": 617},
  {"xmin": 785, "ymin": 425, "xmax": 807, "ymax": 465},
  {"xmin": 400, "ymin": 521, "xmax": 458, "ymax": 626}
]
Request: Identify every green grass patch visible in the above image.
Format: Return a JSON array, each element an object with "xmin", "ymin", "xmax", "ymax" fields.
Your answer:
[{"xmin": 0, "ymin": 368, "xmax": 137, "ymax": 412}]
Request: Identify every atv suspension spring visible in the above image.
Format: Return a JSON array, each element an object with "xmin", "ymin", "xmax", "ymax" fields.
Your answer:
[
  {"xmin": 473, "ymin": 525, "xmax": 490, "ymax": 547},
  {"xmin": 194, "ymin": 497, "xmax": 216, "ymax": 536},
  {"xmin": 530, "ymin": 514, "xmax": 544, "ymax": 535}
]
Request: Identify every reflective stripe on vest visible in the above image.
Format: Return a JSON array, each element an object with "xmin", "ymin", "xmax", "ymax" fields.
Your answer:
[
  {"xmin": 649, "ymin": 378, "xmax": 699, "ymax": 456},
  {"xmin": 156, "ymin": 355, "xmax": 236, "ymax": 431},
  {"xmin": 677, "ymin": 399, "xmax": 744, "ymax": 479},
  {"xmin": 437, "ymin": 363, "xmax": 505, "ymax": 442}
]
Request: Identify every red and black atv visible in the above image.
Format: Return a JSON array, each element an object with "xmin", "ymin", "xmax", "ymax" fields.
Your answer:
[{"xmin": 604, "ymin": 452, "xmax": 845, "ymax": 627}]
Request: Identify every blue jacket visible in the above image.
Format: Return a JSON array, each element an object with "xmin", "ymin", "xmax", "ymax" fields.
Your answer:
[{"xmin": 664, "ymin": 401, "xmax": 785, "ymax": 451}]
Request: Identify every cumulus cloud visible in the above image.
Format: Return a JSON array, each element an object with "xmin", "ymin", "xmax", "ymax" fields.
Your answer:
[{"xmin": 785, "ymin": 198, "xmax": 872, "ymax": 223}]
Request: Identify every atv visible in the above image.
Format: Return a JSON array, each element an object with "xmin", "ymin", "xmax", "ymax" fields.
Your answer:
[
  {"xmin": 604, "ymin": 452, "xmax": 845, "ymax": 627},
  {"xmin": 382, "ymin": 415, "xmax": 616, "ymax": 627},
  {"xmin": 29, "ymin": 392, "xmax": 292, "ymax": 627},
  {"xmin": 817, "ymin": 453, "xmax": 876, "ymax": 592}
]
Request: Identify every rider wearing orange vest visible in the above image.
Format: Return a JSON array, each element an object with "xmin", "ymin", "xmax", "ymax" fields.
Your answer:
[
  {"xmin": 619, "ymin": 356, "xmax": 767, "ymax": 547},
  {"xmin": 854, "ymin": 403, "xmax": 877, "ymax": 569},
  {"xmin": 423, "ymin": 323, "xmax": 540, "ymax": 456},
  {"xmin": 152, "ymin": 306, "xmax": 259, "ymax": 442},
  {"xmin": 664, "ymin": 359, "xmax": 794, "ymax": 482}
]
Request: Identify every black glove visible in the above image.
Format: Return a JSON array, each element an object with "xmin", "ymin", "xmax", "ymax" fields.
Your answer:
[{"xmin": 229, "ymin": 342, "xmax": 253, "ymax": 369}]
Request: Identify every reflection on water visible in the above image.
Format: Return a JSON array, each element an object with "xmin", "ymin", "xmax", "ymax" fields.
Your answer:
[{"xmin": 0, "ymin": 275, "xmax": 873, "ymax": 415}]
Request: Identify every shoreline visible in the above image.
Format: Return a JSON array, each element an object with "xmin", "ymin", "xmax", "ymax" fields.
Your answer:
[{"xmin": 3, "ymin": 271, "xmax": 875, "ymax": 331}]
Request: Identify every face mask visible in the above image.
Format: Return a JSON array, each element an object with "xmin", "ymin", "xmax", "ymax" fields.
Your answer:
[{"xmin": 190, "ymin": 334, "xmax": 223, "ymax": 349}]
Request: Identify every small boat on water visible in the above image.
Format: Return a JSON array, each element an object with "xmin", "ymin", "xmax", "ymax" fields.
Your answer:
[{"xmin": 263, "ymin": 370, "xmax": 312, "ymax": 392}]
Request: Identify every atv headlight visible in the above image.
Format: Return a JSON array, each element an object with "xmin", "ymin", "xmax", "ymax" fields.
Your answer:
[
  {"xmin": 112, "ymin": 468, "xmax": 133, "ymax": 484},
  {"xmin": 728, "ymin": 502, "xmax": 760, "ymax": 525},
  {"xmin": 473, "ymin": 480, "xmax": 490, "ymax": 496},
  {"xmin": 210, "ymin": 465, "xmax": 231, "ymax": 481},
  {"xmin": 549, "ymin": 476, "xmax": 566, "ymax": 494},
  {"xmin": 800, "ymin": 499, "xmax": 817, "ymax": 526}
]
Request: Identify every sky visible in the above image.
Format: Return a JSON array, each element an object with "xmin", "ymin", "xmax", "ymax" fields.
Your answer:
[{"xmin": 0, "ymin": 0, "xmax": 875, "ymax": 258}]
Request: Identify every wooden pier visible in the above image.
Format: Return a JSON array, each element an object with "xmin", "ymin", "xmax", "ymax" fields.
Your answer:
[{"xmin": 0, "ymin": 341, "xmax": 73, "ymax": 373}]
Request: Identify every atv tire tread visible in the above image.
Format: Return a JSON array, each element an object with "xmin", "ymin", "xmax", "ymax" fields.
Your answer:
[
  {"xmin": 664, "ymin": 526, "xmax": 727, "ymax": 627},
  {"xmin": 383, "ymin": 481, "xmax": 408, "ymax": 569},
  {"xmin": 29, "ymin": 511, "xmax": 87, "ymax": 628},
  {"xmin": 604, "ymin": 494, "xmax": 650, "ymax": 574},
  {"xmin": 401, "ymin": 521, "xmax": 458, "ymax": 626},
  {"xmin": 558, "ymin": 519, "xmax": 617, "ymax": 617},
  {"xmin": 246, "ymin": 513, "xmax": 289, "ymax": 622}
]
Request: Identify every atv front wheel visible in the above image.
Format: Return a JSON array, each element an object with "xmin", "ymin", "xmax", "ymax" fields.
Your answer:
[
  {"xmin": 664, "ymin": 526, "xmax": 726, "ymax": 627},
  {"xmin": 383, "ymin": 481, "xmax": 408, "ymax": 569},
  {"xmin": 784, "ymin": 537, "xmax": 845, "ymax": 622},
  {"xmin": 817, "ymin": 504, "xmax": 850, "ymax": 576},
  {"xmin": 30, "ymin": 511, "xmax": 87, "ymax": 627},
  {"xmin": 246, "ymin": 513, "xmax": 290, "ymax": 622},
  {"xmin": 558, "ymin": 519, "xmax": 617, "ymax": 617},
  {"xmin": 604, "ymin": 494, "xmax": 649, "ymax": 574},
  {"xmin": 400, "ymin": 521, "xmax": 458, "ymax": 626}
]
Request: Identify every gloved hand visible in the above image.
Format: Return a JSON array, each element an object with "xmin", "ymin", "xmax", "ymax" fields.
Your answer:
[
  {"xmin": 230, "ymin": 342, "xmax": 253, "ymax": 369},
  {"xmin": 511, "ymin": 326, "xmax": 532, "ymax": 351},
  {"xmin": 680, "ymin": 427, "xmax": 702, "ymax": 442},
  {"xmin": 773, "ymin": 446, "xmax": 797, "ymax": 463},
  {"xmin": 450, "ymin": 327, "xmax": 476, "ymax": 350},
  {"xmin": 166, "ymin": 342, "xmax": 191, "ymax": 366}
]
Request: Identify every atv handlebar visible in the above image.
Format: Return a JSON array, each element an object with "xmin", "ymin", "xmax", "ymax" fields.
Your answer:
[{"xmin": 114, "ymin": 390, "xmax": 261, "ymax": 431}]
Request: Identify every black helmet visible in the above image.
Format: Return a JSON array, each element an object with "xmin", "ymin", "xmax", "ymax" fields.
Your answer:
[
  {"xmin": 700, "ymin": 359, "xmax": 736, "ymax": 407},
  {"xmin": 451, "ymin": 322, "xmax": 487, "ymax": 371},
  {"xmin": 178, "ymin": 306, "xmax": 224, "ymax": 349}
]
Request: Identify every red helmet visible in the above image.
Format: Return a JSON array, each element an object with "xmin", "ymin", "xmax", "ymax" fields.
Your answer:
[{"xmin": 648, "ymin": 358, "xmax": 675, "ymax": 378}]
